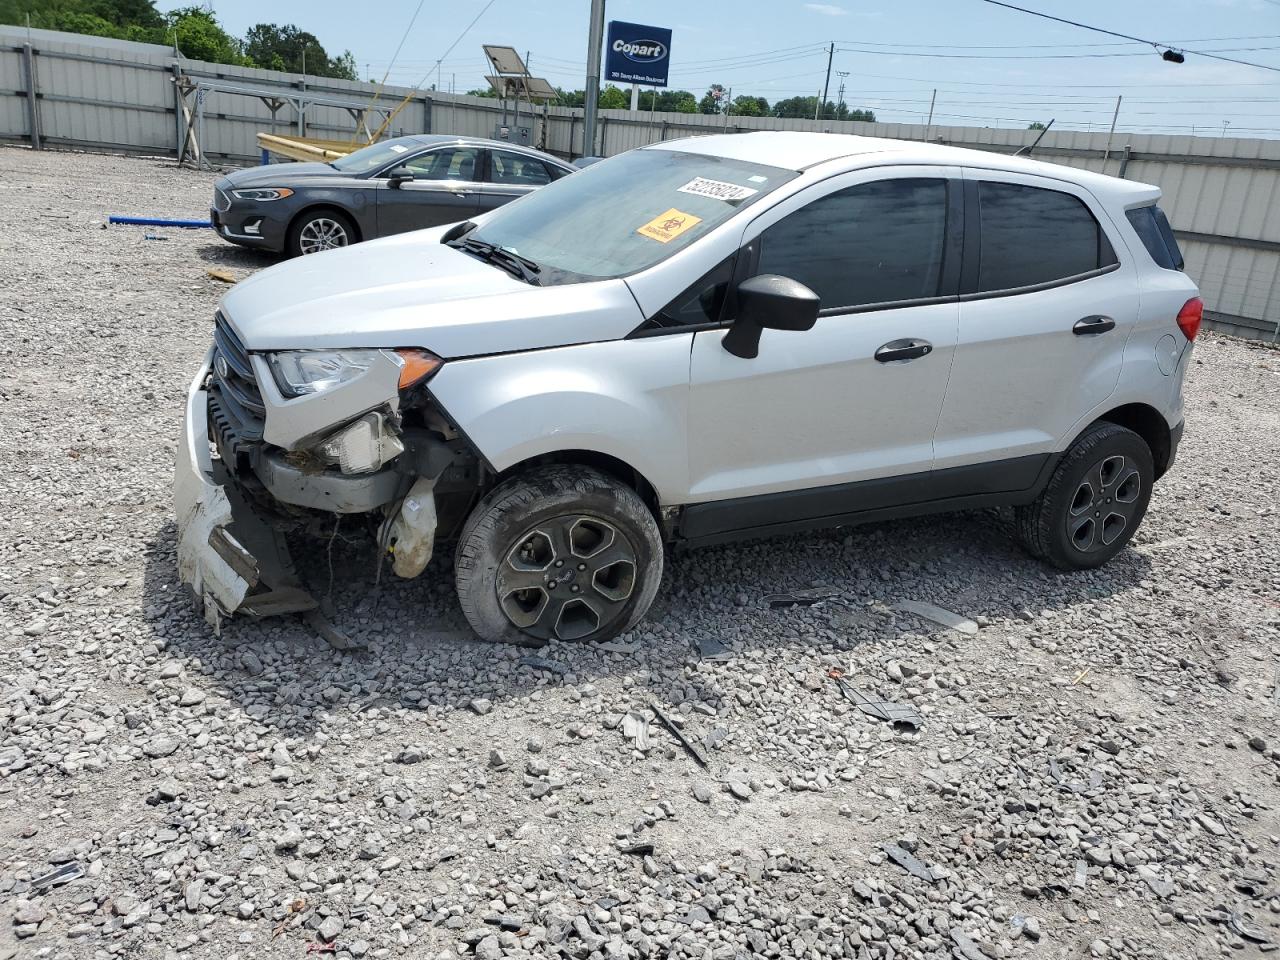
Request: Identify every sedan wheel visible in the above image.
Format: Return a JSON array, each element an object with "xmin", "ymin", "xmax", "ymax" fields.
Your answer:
[
  {"xmin": 286, "ymin": 209, "xmax": 356, "ymax": 257},
  {"xmin": 298, "ymin": 216, "xmax": 349, "ymax": 254}
]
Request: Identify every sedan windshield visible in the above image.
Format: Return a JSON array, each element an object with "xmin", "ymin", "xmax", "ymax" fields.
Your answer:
[
  {"xmin": 331, "ymin": 139, "xmax": 420, "ymax": 174},
  {"xmin": 466, "ymin": 149, "xmax": 797, "ymax": 282}
]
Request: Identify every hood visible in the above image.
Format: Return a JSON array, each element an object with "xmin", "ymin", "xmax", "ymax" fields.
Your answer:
[
  {"xmin": 218, "ymin": 228, "xmax": 644, "ymax": 358},
  {"xmin": 222, "ymin": 162, "xmax": 338, "ymax": 187}
]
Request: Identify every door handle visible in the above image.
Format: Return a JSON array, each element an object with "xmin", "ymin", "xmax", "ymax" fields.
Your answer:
[
  {"xmin": 875, "ymin": 338, "xmax": 933, "ymax": 363},
  {"xmin": 1073, "ymin": 315, "xmax": 1115, "ymax": 335}
]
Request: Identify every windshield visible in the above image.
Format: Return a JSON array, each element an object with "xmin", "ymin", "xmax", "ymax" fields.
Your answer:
[
  {"xmin": 466, "ymin": 149, "xmax": 797, "ymax": 282},
  {"xmin": 331, "ymin": 139, "xmax": 420, "ymax": 174}
]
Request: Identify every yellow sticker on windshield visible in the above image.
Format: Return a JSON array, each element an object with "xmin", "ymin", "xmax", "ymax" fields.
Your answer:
[{"xmin": 637, "ymin": 208, "xmax": 702, "ymax": 244}]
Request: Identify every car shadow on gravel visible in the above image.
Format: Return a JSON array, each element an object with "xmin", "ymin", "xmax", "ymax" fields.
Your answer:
[
  {"xmin": 140, "ymin": 507, "xmax": 1151, "ymax": 738},
  {"xmin": 195, "ymin": 242, "xmax": 280, "ymax": 270}
]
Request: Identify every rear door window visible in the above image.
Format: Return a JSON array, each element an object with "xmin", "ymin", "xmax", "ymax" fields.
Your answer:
[
  {"xmin": 757, "ymin": 178, "xmax": 950, "ymax": 311},
  {"xmin": 1126, "ymin": 204, "xmax": 1183, "ymax": 270},
  {"xmin": 489, "ymin": 150, "xmax": 553, "ymax": 186},
  {"xmin": 975, "ymin": 181, "xmax": 1117, "ymax": 292}
]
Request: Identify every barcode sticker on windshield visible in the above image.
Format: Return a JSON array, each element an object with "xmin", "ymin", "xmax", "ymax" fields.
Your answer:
[{"xmin": 678, "ymin": 177, "xmax": 758, "ymax": 202}]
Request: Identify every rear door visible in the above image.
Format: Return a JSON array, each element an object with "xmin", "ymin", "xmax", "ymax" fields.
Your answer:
[
  {"xmin": 932, "ymin": 171, "xmax": 1140, "ymax": 473},
  {"xmin": 474, "ymin": 148, "xmax": 556, "ymax": 214},
  {"xmin": 374, "ymin": 145, "xmax": 482, "ymax": 235}
]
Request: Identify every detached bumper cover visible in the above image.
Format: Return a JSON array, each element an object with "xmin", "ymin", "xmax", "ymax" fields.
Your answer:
[{"xmin": 174, "ymin": 353, "xmax": 315, "ymax": 628}]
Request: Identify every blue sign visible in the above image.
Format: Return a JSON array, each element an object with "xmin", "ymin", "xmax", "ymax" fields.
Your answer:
[{"xmin": 604, "ymin": 20, "xmax": 672, "ymax": 88}]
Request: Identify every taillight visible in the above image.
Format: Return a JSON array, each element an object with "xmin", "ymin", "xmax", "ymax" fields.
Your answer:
[{"xmin": 1176, "ymin": 297, "xmax": 1203, "ymax": 341}]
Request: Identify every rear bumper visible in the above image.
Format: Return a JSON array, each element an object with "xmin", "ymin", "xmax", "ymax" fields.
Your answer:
[{"xmin": 174, "ymin": 353, "xmax": 314, "ymax": 628}]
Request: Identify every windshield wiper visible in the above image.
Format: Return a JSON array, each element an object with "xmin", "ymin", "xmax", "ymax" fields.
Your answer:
[{"xmin": 446, "ymin": 236, "xmax": 542, "ymax": 285}]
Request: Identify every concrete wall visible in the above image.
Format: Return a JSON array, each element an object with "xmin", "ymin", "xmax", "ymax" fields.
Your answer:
[{"xmin": 2, "ymin": 25, "xmax": 1278, "ymax": 340}]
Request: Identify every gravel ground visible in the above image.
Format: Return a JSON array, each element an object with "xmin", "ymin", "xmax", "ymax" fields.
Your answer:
[{"xmin": 1, "ymin": 144, "xmax": 1279, "ymax": 960}]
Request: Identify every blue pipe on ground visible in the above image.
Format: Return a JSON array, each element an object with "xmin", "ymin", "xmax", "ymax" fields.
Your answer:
[{"xmin": 108, "ymin": 215, "xmax": 212, "ymax": 228}]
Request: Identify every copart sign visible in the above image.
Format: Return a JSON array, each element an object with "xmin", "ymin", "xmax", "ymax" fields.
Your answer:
[{"xmin": 605, "ymin": 20, "xmax": 672, "ymax": 88}]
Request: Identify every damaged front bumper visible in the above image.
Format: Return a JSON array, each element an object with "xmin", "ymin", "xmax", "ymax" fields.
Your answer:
[{"xmin": 175, "ymin": 352, "xmax": 318, "ymax": 630}]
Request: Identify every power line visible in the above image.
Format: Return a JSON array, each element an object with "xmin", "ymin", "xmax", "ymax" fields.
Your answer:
[
  {"xmin": 416, "ymin": 0, "xmax": 500, "ymax": 88},
  {"xmin": 377, "ymin": 0, "xmax": 428, "ymax": 86},
  {"xmin": 978, "ymin": 0, "xmax": 1280, "ymax": 74}
]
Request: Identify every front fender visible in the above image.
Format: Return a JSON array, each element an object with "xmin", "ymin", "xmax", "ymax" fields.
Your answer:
[{"xmin": 427, "ymin": 336, "xmax": 694, "ymax": 503}]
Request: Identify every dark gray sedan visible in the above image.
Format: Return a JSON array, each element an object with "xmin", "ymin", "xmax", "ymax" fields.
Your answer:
[{"xmin": 210, "ymin": 135, "xmax": 576, "ymax": 257}]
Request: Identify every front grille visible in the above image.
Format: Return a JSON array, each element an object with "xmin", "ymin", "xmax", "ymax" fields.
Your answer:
[
  {"xmin": 209, "ymin": 312, "xmax": 265, "ymax": 471},
  {"xmin": 213, "ymin": 186, "xmax": 232, "ymax": 212}
]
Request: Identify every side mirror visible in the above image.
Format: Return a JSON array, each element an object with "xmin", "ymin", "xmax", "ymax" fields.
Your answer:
[
  {"xmin": 722, "ymin": 274, "xmax": 820, "ymax": 359},
  {"xmin": 387, "ymin": 165, "xmax": 414, "ymax": 188}
]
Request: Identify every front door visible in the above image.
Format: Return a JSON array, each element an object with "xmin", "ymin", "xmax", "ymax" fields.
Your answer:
[
  {"xmin": 686, "ymin": 168, "xmax": 963, "ymax": 514},
  {"xmin": 932, "ymin": 171, "xmax": 1140, "ymax": 471},
  {"xmin": 375, "ymin": 145, "xmax": 482, "ymax": 235}
]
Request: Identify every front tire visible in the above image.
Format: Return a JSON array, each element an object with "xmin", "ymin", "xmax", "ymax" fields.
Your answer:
[
  {"xmin": 1016, "ymin": 422, "xmax": 1154, "ymax": 570},
  {"xmin": 287, "ymin": 208, "xmax": 355, "ymax": 257},
  {"xmin": 454, "ymin": 466, "xmax": 664, "ymax": 646}
]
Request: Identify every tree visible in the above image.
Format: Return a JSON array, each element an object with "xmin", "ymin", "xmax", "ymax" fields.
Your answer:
[
  {"xmin": 638, "ymin": 89, "xmax": 697, "ymax": 113},
  {"xmin": 731, "ymin": 95, "xmax": 768, "ymax": 117},
  {"xmin": 244, "ymin": 23, "xmax": 355, "ymax": 79},
  {"xmin": 168, "ymin": 6, "xmax": 247, "ymax": 64},
  {"xmin": 771, "ymin": 95, "xmax": 818, "ymax": 119},
  {"xmin": 1027, "ymin": 121, "xmax": 1046, "ymax": 130},
  {"xmin": 598, "ymin": 85, "xmax": 628, "ymax": 110},
  {"xmin": 698, "ymin": 84, "xmax": 728, "ymax": 114}
]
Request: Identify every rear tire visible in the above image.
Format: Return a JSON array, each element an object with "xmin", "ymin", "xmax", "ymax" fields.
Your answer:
[
  {"xmin": 287, "ymin": 208, "xmax": 355, "ymax": 257},
  {"xmin": 1016, "ymin": 422, "xmax": 1153, "ymax": 570},
  {"xmin": 454, "ymin": 466, "xmax": 663, "ymax": 646}
]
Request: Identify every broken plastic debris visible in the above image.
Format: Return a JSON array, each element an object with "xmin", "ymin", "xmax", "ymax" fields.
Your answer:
[
  {"xmin": 30, "ymin": 861, "xmax": 84, "ymax": 892},
  {"xmin": 622, "ymin": 712, "xmax": 650, "ymax": 751},
  {"xmin": 595, "ymin": 639, "xmax": 640, "ymax": 655},
  {"xmin": 893, "ymin": 600, "xmax": 978, "ymax": 635},
  {"xmin": 695, "ymin": 636, "xmax": 732, "ymax": 661},
  {"xmin": 650, "ymin": 700, "xmax": 709, "ymax": 768},
  {"xmin": 1048, "ymin": 759, "xmax": 1103, "ymax": 794},
  {"xmin": 518, "ymin": 655, "xmax": 568, "ymax": 676},
  {"xmin": 1227, "ymin": 912, "xmax": 1271, "ymax": 944},
  {"xmin": 882, "ymin": 843, "xmax": 948, "ymax": 883},
  {"xmin": 829, "ymin": 668, "xmax": 922, "ymax": 731},
  {"xmin": 764, "ymin": 586, "xmax": 840, "ymax": 608}
]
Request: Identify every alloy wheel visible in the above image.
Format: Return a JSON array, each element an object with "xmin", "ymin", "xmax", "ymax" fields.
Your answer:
[
  {"xmin": 1066, "ymin": 454, "xmax": 1143, "ymax": 553},
  {"xmin": 298, "ymin": 217, "xmax": 349, "ymax": 254},
  {"xmin": 496, "ymin": 515, "xmax": 638, "ymax": 642}
]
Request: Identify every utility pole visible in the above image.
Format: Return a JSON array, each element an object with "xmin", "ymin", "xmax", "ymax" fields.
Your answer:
[
  {"xmin": 926, "ymin": 88, "xmax": 936, "ymax": 134},
  {"xmin": 836, "ymin": 70, "xmax": 848, "ymax": 120},
  {"xmin": 820, "ymin": 42, "xmax": 834, "ymax": 121},
  {"xmin": 583, "ymin": 0, "xmax": 606, "ymax": 157},
  {"xmin": 814, "ymin": 89, "xmax": 821, "ymax": 121}
]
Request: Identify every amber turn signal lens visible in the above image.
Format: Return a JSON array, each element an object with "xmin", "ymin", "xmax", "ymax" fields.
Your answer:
[{"xmin": 396, "ymin": 348, "xmax": 443, "ymax": 389}]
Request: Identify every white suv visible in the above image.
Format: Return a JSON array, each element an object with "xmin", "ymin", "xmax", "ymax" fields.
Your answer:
[{"xmin": 175, "ymin": 131, "xmax": 1200, "ymax": 645}]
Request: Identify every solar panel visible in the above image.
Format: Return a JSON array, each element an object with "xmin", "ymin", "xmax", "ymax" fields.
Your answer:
[{"xmin": 484, "ymin": 45, "xmax": 528, "ymax": 76}]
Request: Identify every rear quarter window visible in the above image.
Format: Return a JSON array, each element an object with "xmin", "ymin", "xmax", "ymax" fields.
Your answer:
[{"xmin": 1126, "ymin": 204, "xmax": 1184, "ymax": 271}]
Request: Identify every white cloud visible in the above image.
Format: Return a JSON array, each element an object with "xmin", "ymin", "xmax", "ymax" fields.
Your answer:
[{"xmin": 803, "ymin": 3, "xmax": 848, "ymax": 15}]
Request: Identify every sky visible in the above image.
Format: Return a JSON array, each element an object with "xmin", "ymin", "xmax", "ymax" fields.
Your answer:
[{"xmin": 162, "ymin": 0, "xmax": 1280, "ymax": 136}]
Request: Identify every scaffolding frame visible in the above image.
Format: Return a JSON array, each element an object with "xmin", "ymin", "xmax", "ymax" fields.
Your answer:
[{"xmin": 173, "ymin": 74, "xmax": 395, "ymax": 168}]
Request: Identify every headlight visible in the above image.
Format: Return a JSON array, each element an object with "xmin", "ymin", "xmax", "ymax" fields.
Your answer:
[
  {"xmin": 232, "ymin": 188, "xmax": 294, "ymax": 201},
  {"xmin": 267, "ymin": 349, "xmax": 382, "ymax": 397}
]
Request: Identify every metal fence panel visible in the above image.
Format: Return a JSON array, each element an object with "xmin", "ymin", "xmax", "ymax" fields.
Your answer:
[{"xmin": 1, "ymin": 24, "xmax": 1277, "ymax": 338}]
